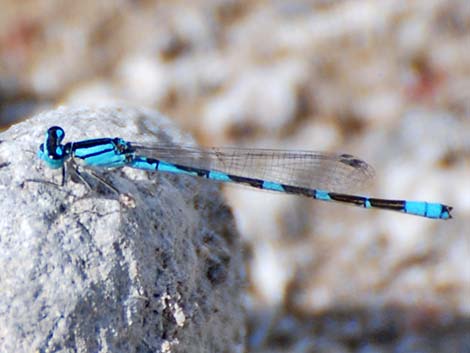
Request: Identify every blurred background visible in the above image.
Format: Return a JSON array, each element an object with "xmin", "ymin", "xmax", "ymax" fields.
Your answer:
[{"xmin": 1, "ymin": 0, "xmax": 469, "ymax": 352}]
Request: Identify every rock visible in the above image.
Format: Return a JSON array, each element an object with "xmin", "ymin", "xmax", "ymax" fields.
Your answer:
[{"xmin": 0, "ymin": 106, "xmax": 245, "ymax": 353}]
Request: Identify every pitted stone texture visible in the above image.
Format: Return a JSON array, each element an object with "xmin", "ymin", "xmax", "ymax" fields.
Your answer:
[{"xmin": 0, "ymin": 106, "xmax": 245, "ymax": 353}]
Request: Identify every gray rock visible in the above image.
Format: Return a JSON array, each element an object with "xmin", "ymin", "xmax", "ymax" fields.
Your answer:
[{"xmin": 0, "ymin": 106, "xmax": 245, "ymax": 353}]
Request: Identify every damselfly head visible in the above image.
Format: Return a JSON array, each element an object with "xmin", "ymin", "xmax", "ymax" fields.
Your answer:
[{"xmin": 37, "ymin": 126, "xmax": 67, "ymax": 169}]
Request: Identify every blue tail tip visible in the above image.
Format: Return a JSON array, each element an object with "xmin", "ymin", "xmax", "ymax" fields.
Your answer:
[{"xmin": 441, "ymin": 205, "xmax": 453, "ymax": 220}]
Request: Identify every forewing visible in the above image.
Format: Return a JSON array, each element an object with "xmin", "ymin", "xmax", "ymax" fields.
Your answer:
[{"xmin": 131, "ymin": 144, "xmax": 375, "ymax": 193}]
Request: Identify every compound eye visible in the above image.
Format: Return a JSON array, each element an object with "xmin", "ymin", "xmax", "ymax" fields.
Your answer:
[{"xmin": 47, "ymin": 126, "xmax": 65, "ymax": 142}]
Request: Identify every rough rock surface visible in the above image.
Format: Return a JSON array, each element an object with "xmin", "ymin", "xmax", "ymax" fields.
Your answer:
[{"xmin": 0, "ymin": 106, "xmax": 245, "ymax": 353}]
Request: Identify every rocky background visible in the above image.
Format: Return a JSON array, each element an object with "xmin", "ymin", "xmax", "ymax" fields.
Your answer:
[{"xmin": 1, "ymin": 1, "xmax": 469, "ymax": 352}]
